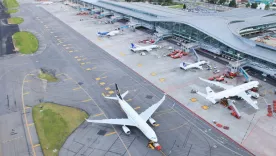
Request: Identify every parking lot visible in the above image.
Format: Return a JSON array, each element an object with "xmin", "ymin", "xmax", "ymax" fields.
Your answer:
[{"xmin": 41, "ymin": 2, "xmax": 276, "ymax": 156}]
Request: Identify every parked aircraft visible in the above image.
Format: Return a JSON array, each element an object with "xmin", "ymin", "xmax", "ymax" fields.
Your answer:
[
  {"xmin": 179, "ymin": 61, "xmax": 208, "ymax": 70},
  {"xmin": 197, "ymin": 77, "xmax": 259, "ymax": 109},
  {"xmin": 97, "ymin": 30, "xmax": 120, "ymax": 37},
  {"xmin": 86, "ymin": 84, "xmax": 166, "ymax": 143},
  {"xmin": 130, "ymin": 43, "xmax": 159, "ymax": 52}
]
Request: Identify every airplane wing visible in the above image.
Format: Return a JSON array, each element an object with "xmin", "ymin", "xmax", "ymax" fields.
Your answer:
[
  {"xmin": 238, "ymin": 92, "xmax": 259, "ymax": 109},
  {"xmin": 85, "ymin": 118, "xmax": 136, "ymax": 126},
  {"xmin": 194, "ymin": 65, "xmax": 203, "ymax": 70},
  {"xmin": 140, "ymin": 95, "xmax": 166, "ymax": 121},
  {"xmin": 199, "ymin": 77, "xmax": 233, "ymax": 89}
]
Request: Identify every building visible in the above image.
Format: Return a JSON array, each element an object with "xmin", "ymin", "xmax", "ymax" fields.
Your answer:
[
  {"xmin": 248, "ymin": 0, "xmax": 274, "ymax": 4},
  {"xmin": 72, "ymin": 0, "xmax": 276, "ymax": 77}
]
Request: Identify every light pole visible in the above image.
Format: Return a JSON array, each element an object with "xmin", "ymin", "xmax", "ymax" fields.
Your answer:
[{"xmin": 236, "ymin": 53, "xmax": 240, "ymax": 85}]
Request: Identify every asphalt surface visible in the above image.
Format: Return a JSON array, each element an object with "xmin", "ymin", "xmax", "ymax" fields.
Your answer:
[
  {"xmin": 0, "ymin": 3, "xmax": 19, "ymax": 56},
  {"xmin": 0, "ymin": 3, "xmax": 254, "ymax": 156}
]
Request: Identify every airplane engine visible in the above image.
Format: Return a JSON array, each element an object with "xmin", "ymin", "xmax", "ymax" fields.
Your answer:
[
  {"xmin": 122, "ymin": 125, "xmax": 131, "ymax": 135},
  {"xmin": 149, "ymin": 118, "xmax": 156, "ymax": 126}
]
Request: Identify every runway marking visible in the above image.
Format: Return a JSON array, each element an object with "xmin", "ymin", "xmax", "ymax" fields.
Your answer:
[
  {"xmin": 54, "ymin": 36, "xmax": 58, "ymax": 38},
  {"xmin": 24, "ymin": 106, "xmax": 31, "ymax": 109},
  {"xmin": 120, "ymin": 52, "xmax": 125, "ymax": 56},
  {"xmin": 80, "ymin": 62, "xmax": 85, "ymax": 65},
  {"xmin": 65, "ymin": 47, "xmax": 70, "ymax": 49},
  {"xmin": 77, "ymin": 59, "xmax": 82, "ymax": 61},
  {"xmin": 93, "ymin": 113, "xmax": 103, "ymax": 117},
  {"xmin": 99, "ymin": 82, "xmax": 105, "ymax": 86},
  {"xmin": 73, "ymin": 87, "xmax": 81, "ymax": 91},
  {"xmin": 33, "ymin": 144, "xmax": 40, "ymax": 148},
  {"xmin": 105, "ymin": 87, "xmax": 110, "ymax": 90},
  {"xmin": 151, "ymin": 72, "xmax": 157, "ymax": 76},
  {"xmin": 86, "ymin": 68, "xmax": 92, "ymax": 71},
  {"xmin": 50, "ymin": 32, "xmax": 54, "ymax": 34},
  {"xmin": 108, "ymin": 91, "xmax": 114, "ymax": 94},
  {"xmin": 82, "ymin": 99, "xmax": 92, "ymax": 102},
  {"xmin": 102, "ymin": 76, "xmax": 107, "ymax": 79},
  {"xmin": 134, "ymin": 106, "xmax": 140, "ymax": 110},
  {"xmin": 22, "ymin": 72, "xmax": 37, "ymax": 156},
  {"xmin": 157, "ymin": 123, "xmax": 188, "ymax": 133},
  {"xmin": 63, "ymin": 44, "xmax": 67, "ymax": 47},
  {"xmin": 159, "ymin": 78, "xmax": 165, "ymax": 82},
  {"xmin": 63, "ymin": 78, "xmax": 72, "ymax": 81},
  {"xmin": 56, "ymin": 73, "xmax": 62, "ymax": 76},
  {"xmin": 95, "ymin": 77, "xmax": 101, "ymax": 81},
  {"xmin": 23, "ymin": 92, "xmax": 29, "ymax": 95},
  {"xmin": 69, "ymin": 50, "xmax": 74, "ymax": 53},
  {"xmin": 154, "ymin": 110, "xmax": 176, "ymax": 118},
  {"xmin": 190, "ymin": 98, "xmax": 197, "ymax": 102},
  {"xmin": 126, "ymin": 99, "xmax": 132, "ymax": 102},
  {"xmin": 153, "ymin": 124, "xmax": 160, "ymax": 127},
  {"xmin": 137, "ymin": 63, "xmax": 142, "ymax": 67},
  {"xmin": 74, "ymin": 56, "xmax": 79, "ymax": 58},
  {"xmin": 2, "ymin": 136, "xmax": 23, "ymax": 144},
  {"xmin": 24, "ymin": 80, "xmax": 31, "ymax": 82},
  {"xmin": 28, "ymin": 123, "xmax": 34, "ymax": 127},
  {"xmin": 104, "ymin": 131, "xmax": 116, "ymax": 136}
]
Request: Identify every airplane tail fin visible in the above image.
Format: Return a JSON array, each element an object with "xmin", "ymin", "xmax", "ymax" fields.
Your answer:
[
  {"xmin": 131, "ymin": 43, "xmax": 136, "ymax": 49},
  {"xmin": 104, "ymin": 84, "xmax": 128, "ymax": 101}
]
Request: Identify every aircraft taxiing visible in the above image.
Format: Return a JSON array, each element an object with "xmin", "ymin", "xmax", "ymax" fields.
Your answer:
[
  {"xmin": 179, "ymin": 60, "xmax": 208, "ymax": 70},
  {"xmin": 130, "ymin": 43, "xmax": 159, "ymax": 52},
  {"xmin": 197, "ymin": 77, "xmax": 259, "ymax": 109},
  {"xmin": 86, "ymin": 84, "xmax": 166, "ymax": 143}
]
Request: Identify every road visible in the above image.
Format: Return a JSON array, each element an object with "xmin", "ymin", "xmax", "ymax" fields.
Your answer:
[{"xmin": 0, "ymin": 2, "xmax": 254, "ymax": 156}]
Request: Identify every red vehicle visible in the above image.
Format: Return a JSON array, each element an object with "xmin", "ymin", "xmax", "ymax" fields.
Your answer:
[
  {"xmin": 168, "ymin": 50, "xmax": 188, "ymax": 59},
  {"xmin": 208, "ymin": 77, "xmax": 215, "ymax": 81},
  {"xmin": 216, "ymin": 76, "xmax": 224, "ymax": 82},
  {"xmin": 138, "ymin": 39, "xmax": 155, "ymax": 44}
]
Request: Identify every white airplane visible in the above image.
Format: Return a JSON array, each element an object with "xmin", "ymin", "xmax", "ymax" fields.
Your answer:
[
  {"xmin": 130, "ymin": 43, "xmax": 159, "ymax": 52},
  {"xmin": 86, "ymin": 84, "xmax": 166, "ymax": 143},
  {"xmin": 179, "ymin": 61, "xmax": 208, "ymax": 70},
  {"xmin": 197, "ymin": 77, "xmax": 259, "ymax": 110},
  {"xmin": 42, "ymin": 1, "xmax": 53, "ymax": 4},
  {"xmin": 97, "ymin": 30, "xmax": 120, "ymax": 37}
]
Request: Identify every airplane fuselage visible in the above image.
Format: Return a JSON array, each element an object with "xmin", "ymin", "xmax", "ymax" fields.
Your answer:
[
  {"xmin": 118, "ymin": 97, "xmax": 158, "ymax": 142},
  {"xmin": 180, "ymin": 61, "xmax": 206, "ymax": 70},
  {"xmin": 208, "ymin": 81, "xmax": 259, "ymax": 101},
  {"xmin": 131, "ymin": 45, "xmax": 158, "ymax": 52}
]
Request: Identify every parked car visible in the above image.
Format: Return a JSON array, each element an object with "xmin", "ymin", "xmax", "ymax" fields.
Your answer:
[{"xmin": 213, "ymin": 70, "xmax": 220, "ymax": 74}]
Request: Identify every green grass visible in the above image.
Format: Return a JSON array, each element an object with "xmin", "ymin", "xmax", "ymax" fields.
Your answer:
[
  {"xmin": 3, "ymin": 0, "xmax": 19, "ymax": 8},
  {"xmin": 12, "ymin": 31, "xmax": 39, "ymax": 54},
  {"xmin": 33, "ymin": 103, "xmax": 88, "ymax": 156},
  {"xmin": 6, "ymin": 9, "xmax": 18, "ymax": 14},
  {"xmin": 168, "ymin": 5, "xmax": 184, "ymax": 9},
  {"xmin": 8, "ymin": 17, "xmax": 24, "ymax": 24},
  {"xmin": 38, "ymin": 72, "xmax": 58, "ymax": 82}
]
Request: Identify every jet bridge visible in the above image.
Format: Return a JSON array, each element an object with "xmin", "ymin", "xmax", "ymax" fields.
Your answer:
[
  {"xmin": 154, "ymin": 26, "xmax": 172, "ymax": 44},
  {"xmin": 98, "ymin": 12, "xmax": 113, "ymax": 18}
]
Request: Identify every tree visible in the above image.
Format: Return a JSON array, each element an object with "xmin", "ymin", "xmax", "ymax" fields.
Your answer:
[
  {"xmin": 251, "ymin": 2, "xmax": 258, "ymax": 9},
  {"xmin": 229, "ymin": 0, "xmax": 236, "ymax": 7},
  {"xmin": 265, "ymin": 4, "xmax": 270, "ymax": 10},
  {"xmin": 246, "ymin": 3, "xmax": 250, "ymax": 8},
  {"xmin": 183, "ymin": 3, "xmax": 186, "ymax": 9},
  {"xmin": 218, "ymin": 0, "xmax": 226, "ymax": 5}
]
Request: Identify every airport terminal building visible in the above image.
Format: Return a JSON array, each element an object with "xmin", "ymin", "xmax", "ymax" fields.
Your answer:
[{"xmin": 72, "ymin": 0, "xmax": 276, "ymax": 76}]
